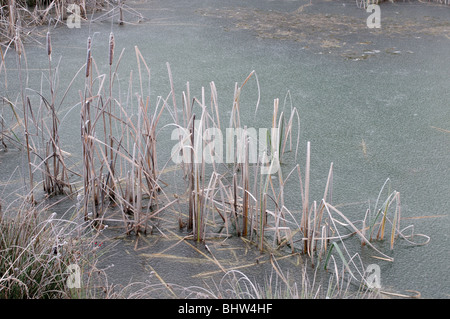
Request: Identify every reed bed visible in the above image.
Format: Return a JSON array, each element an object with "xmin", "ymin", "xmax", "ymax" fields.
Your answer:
[
  {"xmin": 0, "ymin": 33, "xmax": 431, "ymax": 298},
  {"xmin": 77, "ymin": 37, "xmax": 169, "ymax": 234},
  {"xmin": 163, "ymin": 64, "xmax": 429, "ymax": 293}
]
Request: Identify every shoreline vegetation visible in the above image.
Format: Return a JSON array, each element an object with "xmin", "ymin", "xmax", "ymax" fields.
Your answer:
[
  {"xmin": 1, "ymin": 0, "xmax": 449, "ymax": 45},
  {"xmin": 0, "ymin": 0, "xmax": 434, "ymax": 299},
  {"xmin": 0, "ymin": 0, "xmax": 144, "ymax": 44}
]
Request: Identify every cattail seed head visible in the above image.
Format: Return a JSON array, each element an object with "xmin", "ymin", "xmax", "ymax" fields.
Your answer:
[
  {"xmin": 109, "ymin": 32, "xmax": 115, "ymax": 66},
  {"xmin": 46, "ymin": 32, "xmax": 52, "ymax": 58},
  {"xmin": 85, "ymin": 37, "xmax": 92, "ymax": 78},
  {"xmin": 86, "ymin": 48, "xmax": 91, "ymax": 78}
]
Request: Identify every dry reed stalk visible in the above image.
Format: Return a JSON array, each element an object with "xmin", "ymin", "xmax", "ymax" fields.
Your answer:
[
  {"xmin": 166, "ymin": 62, "xmax": 178, "ymax": 125},
  {"xmin": 193, "ymin": 158, "xmax": 201, "ymax": 241},
  {"xmin": 188, "ymin": 114, "xmax": 195, "ymax": 230},
  {"xmin": 309, "ymin": 201, "xmax": 317, "ymax": 263},
  {"xmin": 14, "ymin": 29, "xmax": 35, "ymax": 203},
  {"xmin": 210, "ymin": 81, "xmax": 220, "ymax": 131},
  {"xmin": 81, "ymin": 36, "xmax": 96, "ymax": 221},
  {"xmin": 259, "ymin": 178, "xmax": 268, "ymax": 252},
  {"xmin": 7, "ymin": 0, "xmax": 15, "ymax": 40},
  {"xmin": 241, "ymin": 127, "xmax": 249, "ymax": 237},
  {"xmin": 119, "ymin": 0, "xmax": 124, "ymax": 25},
  {"xmin": 361, "ymin": 208, "xmax": 370, "ymax": 247},
  {"xmin": 302, "ymin": 141, "xmax": 311, "ymax": 253},
  {"xmin": 249, "ymin": 149, "xmax": 261, "ymax": 242},
  {"xmin": 232, "ymin": 172, "xmax": 240, "ymax": 236},
  {"xmin": 192, "ymin": 105, "xmax": 208, "ymax": 242},
  {"xmin": 106, "ymin": 32, "xmax": 116, "ymax": 200},
  {"xmin": 390, "ymin": 192, "xmax": 401, "ymax": 250}
]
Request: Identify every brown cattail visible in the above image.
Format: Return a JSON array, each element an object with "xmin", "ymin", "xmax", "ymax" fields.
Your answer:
[
  {"xmin": 46, "ymin": 32, "xmax": 52, "ymax": 59},
  {"xmin": 109, "ymin": 32, "xmax": 115, "ymax": 66},
  {"xmin": 85, "ymin": 49, "xmax": 91, "ymax": 78},
  {"xmin": 85, "ymin": 37, "xmax": 91, "ymax": 78}
]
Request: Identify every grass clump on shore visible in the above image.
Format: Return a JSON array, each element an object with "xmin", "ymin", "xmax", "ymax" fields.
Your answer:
[{"xmin": 0, "ymin": 196, "xmax": 105, "ymax": 298}]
